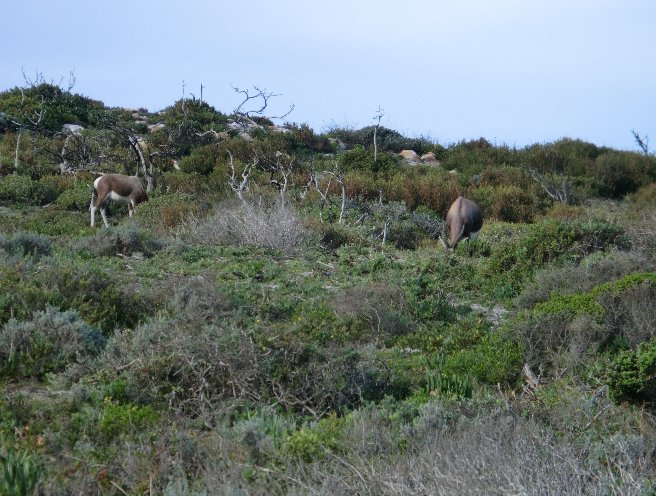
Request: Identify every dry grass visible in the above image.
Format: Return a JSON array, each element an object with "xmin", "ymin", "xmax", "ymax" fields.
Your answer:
[{"xmin": 179, "ymin": 199, "xmax": 307, "ymax": 253}]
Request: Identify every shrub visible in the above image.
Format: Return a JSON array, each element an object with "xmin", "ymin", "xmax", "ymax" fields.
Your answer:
[
  {"xmin": 284, "ymin": 415, "xmax": 346, "ymax": 462},
  {"xmin": 325, "ymin": 125, "xmax": 435, "ymax": 154},
  {"xmin": 485, "ymin": 220, "xmax": 627, "ymax": 299},
  {"xmin": 516, "ymin": 250, "xmax": 654, "ymax": 309},
  {"xmin": 0, "ymin": 443, "xmax": 41, "ymax": 496},
  {"xmin": 469, "ymin": 185, "xmax": 539, "ymax": 223},
  {"xmin": 95, "ymin": 318, "xmax": 256, "ymax": 415},
  {"xmin": 319, "ymin": 224, "xmax": 352, "ymax": 250},
  {"xmin": 39, "ymin": 174, "xmax": 78, "ymax": 196},
  {"xmin": 0, "ymin": 232, "xmax": 52, "ymax": 257},
  {"xmin": 0, "ymin": 306, "xmax": 105, "ymax": 380},
  {"xmin": 160, "ymin": 170, "xmax": 227, "ymax": 195},
  {"xmin": 607, "ymin": 339, "xmax": 656, "ymax": 405},
  {"xmin": 0, "ymin": 258, "xmax": 153, "ymax": 334},
  {"xmin": 424, "ymin": 354, "xmax": 473, "ymax": 400},
  {"xmin": 97, "ymin": 399, "xmax": 159, "ymax": 443},
  {"xmin": 16, "ymin": 210, "xmax": 91, "ymax": 236},
  {"xmin": 178, "ymin": 144, "xmax": 221, "ymax": 175},
  {"xmin": 338, "ymin": 145, "xmax": 399, "ymax": 173},
  {"xmin": 511, "ymin": 274, "xmax": 656, "ymax": 379},
  {"xmin": 0, "ymin": 174, "xmax": 57, "ymax": 205},
  {"xmin": 76, "ymin": 225, "xmax": 164, "ymax": 257},
  {"xmin": 444, "ymin": 331, "xmax": 523, "ymax": 386},
  {"xmin": 591, "ymin": 151, "xmax": 654, "ymax": 198},
  {"xmin": 329, "ymin": 282, "xmax": 415, "ymax": 342},
  {"xmin": 56, "ymin": 181, "xmax": 91, "ymax": 211},
  {"xmin": 136, "ymin": 192, "xmax": 210, "ymax": 230},
  {"xmin": 387, "ymin": 220, "xmax": 423, "ymax": 250},
  {"xmin": 182, "ymin": 200, "xmax": 307, "ymax": 253}
]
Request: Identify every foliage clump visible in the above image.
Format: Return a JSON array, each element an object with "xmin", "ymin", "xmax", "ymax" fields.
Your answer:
[
  {"xmin": 0, "ymin": 174, "xmax": 57, "ymax": 205},
  {"xmin": 0, "ymin": 306, "xmax": 105, "ymax": 379},
  {"xmin": 0, "ymin": 232, "xmax": 52, "ymax": 257},
  {"xmin": 607, "ymin": 340, "xmax": 656, "ymax": 405}
]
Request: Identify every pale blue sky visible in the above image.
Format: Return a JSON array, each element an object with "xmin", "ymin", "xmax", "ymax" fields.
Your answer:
[{"xmin": 1, "ymin": 0, "xmax": 654, "ymax": 151}]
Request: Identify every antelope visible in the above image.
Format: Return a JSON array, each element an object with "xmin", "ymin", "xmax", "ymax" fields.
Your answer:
[
  {"xmin": 440, "ymin": 196, "xmax": 483, "ymax": 251},
  {"xmin": 90, "ymin": 173, "xmax": 150, "ymax": 227}
]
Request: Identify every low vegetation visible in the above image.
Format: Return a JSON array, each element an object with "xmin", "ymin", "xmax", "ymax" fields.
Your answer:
[{"xmin": 0, "ymin": 81, "xmax": 655, "ymax": 494}]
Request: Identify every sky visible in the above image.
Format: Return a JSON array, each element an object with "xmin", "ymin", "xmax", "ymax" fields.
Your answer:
[{"xmin": 1, "ymin": 0, "xmax": 654, "ymax": 151}]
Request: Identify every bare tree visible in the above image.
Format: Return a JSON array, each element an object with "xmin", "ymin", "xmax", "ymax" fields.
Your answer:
[
  {"xmin": 632, "ymin": 130, "xmax": 650, "ymax": 156},
  {"xmin": 372, "ymin": 106, "xmax": 384, "ymax": 163},
  {"xmin": 527, "ymin": 167, "xmax": 571, "ymax": 204},
  {"xmin": 8, "ymin": 69, "xmax": 75, "ymax": 173},
  {"xmin": 266, "ymin": 151, "xmax": 295, "ymax": 207},
  {"xmin": 227, "ymin": 150, "xmax": 257, "ymax": 203},
  {"xmin": 230, "ymin": 85, "xmax": 295, "ymax": 133},
  {"xmin": 303, "ymin": 162, "xmax": 347, "ymax": 223}
]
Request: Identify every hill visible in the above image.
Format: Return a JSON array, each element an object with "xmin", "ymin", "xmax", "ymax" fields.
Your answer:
[{"xmin": 0, "ymin": 82, "xmax": 655, "ymax": 494}]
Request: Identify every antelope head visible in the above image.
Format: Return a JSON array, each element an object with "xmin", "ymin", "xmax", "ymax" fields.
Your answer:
[
  {"xmin": 439, "ymin": 196, "xmax": 483, "ymax": 251},
  {"xmin": 90, "ymin": 173, "xmax": 150, "ymax": 227}
]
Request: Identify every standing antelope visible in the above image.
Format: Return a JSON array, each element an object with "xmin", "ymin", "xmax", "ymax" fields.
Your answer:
[
  {"xmin": 440, "ymin": 196, "xmax": 483, "ymax": 251},
  {"xmin": 90, "ymin": 173, "xmax": 149, "ymax": 227}
]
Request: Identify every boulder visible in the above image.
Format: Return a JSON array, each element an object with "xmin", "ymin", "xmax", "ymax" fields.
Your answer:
[
  {"xmin": 147, "ymin": 123, "xmax": 166, "ymax": 133},
  {"xmin": 421, "ymin": 152, "xmax": 439, "ymax": 163},
  {"xmin": 399, "ymin": 149, "xmax": 420, "ymax": 163},
  {"xmin": 328, "ymin": 137, "xmax": 347, "ymax": 150},
  {"xmin": 62, "ymin": 124, "xmax": 84, "ymax": 136}
]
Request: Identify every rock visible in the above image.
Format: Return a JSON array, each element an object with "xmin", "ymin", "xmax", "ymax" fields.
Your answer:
[
  {"xmin": 399, "ymin": 149, "xmax": 420, "ymax": 163},
  {"xmin": 421, "ymin": 152, "xmax": 439, "ymax": 163},
  {"xmin": 62, "ymin": 124, "xmax": 84, "ymax": 136},
  {"xmin": 328, "ymin": 137, "xmax": 347, "ymax": 150},
  {"xmin": 470, "ymin": 303, "xmax": 509, "ymax": 326},
  {"xmin": 147, "ymin": 123, "xmax": 166, "ymax": 133}
]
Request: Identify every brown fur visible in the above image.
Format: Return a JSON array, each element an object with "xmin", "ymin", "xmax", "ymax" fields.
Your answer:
[
  {"xmin": 90, "ymin": 174, "xmax": 149, "ymax": 227},
  {"xmin": 444, "ymin": 196, "xmax": 483, "ymax": 250}
]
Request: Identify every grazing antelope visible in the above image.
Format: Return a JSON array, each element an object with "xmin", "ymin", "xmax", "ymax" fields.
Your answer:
[
  {"xmin": 90, "ymin": 173, "xmax": 149, "ymax": 227},
  {"xmin": 440, "ymin": 196, "xmax": 483, "ymax": 251}
]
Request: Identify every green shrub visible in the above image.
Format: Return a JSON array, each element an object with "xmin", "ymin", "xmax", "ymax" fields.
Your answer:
[
  {"xmin": 56, "ymin": 181, "xmax": 91, "ymax": 211},
  {"xmin": 0, "ymin": 258, "xmax": 153, "ymax": 334},
  {"xmin": 591, "ymin": 151, "xmax": 654, "ymax": 198},
  {"xmin": 443, "ymin": 332, "xmax": 523, "ymax": 386},
  {"xmin": 424, "ymin": 354, "xmax": 473, "ymax": 400},
  {"xmin": 98, "ymin": 399, "xmax": 159, "ymax": 442},
  {"xmin": 0, "ymin": 306, "xmax": 105, "ymax": 380},
  {"xmin": 607, "ymin": 339, "xmax": 656, "ymax": 405},
  {"xmin": 39, "ymin": 174, "xmax": 78, "ymax": 196},
  {"xmin": 0, "ymin": 443, "xmax": 41, "ymax": 496},
  {"xmin": 136, "ymin": 192, "xmax": 210, "ymax": 230},
  {"xmin": 160, "ymin": 170, "xmax": 227, "ymax": 195},
  {"xmin": 320, "ymin": 224, "xmax": 352, "ymax": 250},
  {"xmin": 0, "ymin": 232, "xmax": 52, "ymax": 257},
  {"xmin": 472, "ymin": 185, "xmax": 539, "ymax": 223},
  {"xmin": 387, "ymin": 220, "xmax": 423, "ymax": 250},
  {"xmin": 178, "ymin": 144, "xmax": 221, "ymax": 175},
  {"xmin": 338, "ymin": 145, "xmax": 399, "ymax": 173},
  {"xmin": 485, "ymin": 220, "xmax": 627, "ymax": 299},
  {"xmin": 325, "ymin": 125, "xmax": 435, "ymax": 154},
  {"xmin": 284, "ymin": 414, "xmax": 346, "ymax": 462},
  {"xmin": 23, "ymin": 210, "xmax": 91, "ymax": 236},
  {"xmin": 0, "ymin": 174, "xmax": 57, "ymax": 205},
  {"xmin": 75, "ymin": 225, "xmax": 164, "ymax": 257}
]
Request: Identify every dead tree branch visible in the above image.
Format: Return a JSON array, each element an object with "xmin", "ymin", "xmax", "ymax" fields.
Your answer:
[
  {"xmin": 227, "ymin": 150, "xmax": 257, "ymax": 203},
  {"xmin": 230, "ymin": 85, "xmax": 295, "ymax": 133},
  {"xmin": 632, "ymin": 130, "xmax": 650, "ymax": 156},
  {"xmin": 527, "ymin": 167, "xmax": 571, "ymax": 204}
]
